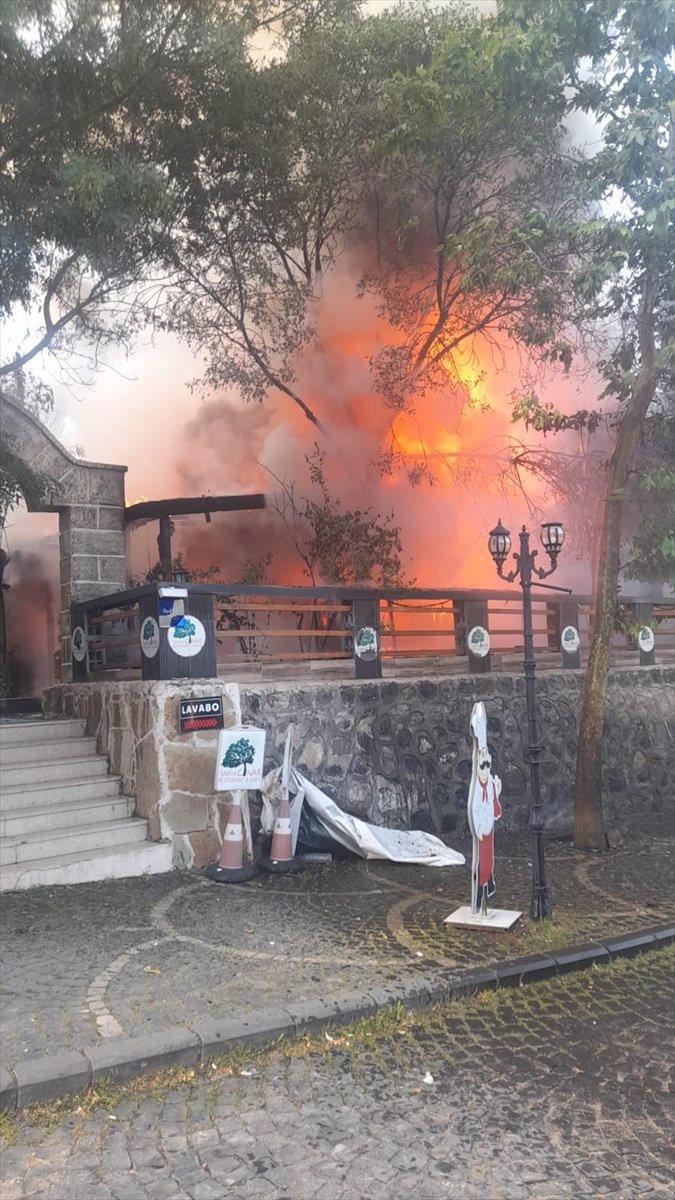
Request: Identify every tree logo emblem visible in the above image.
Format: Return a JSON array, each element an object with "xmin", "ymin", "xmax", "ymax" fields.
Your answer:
[
  {"xmin": 561, "ymin": 625, "xmax": 580, "ymax": 654},
  {"xmin": 140, "ymin": 616, "xmax": 160, "ymax": 658},
  {"xmin": 468, "ymin": 626, "xmax": 490, "ymax": 657},
  {"xmin": 173, "ymin": 618, "xmax": 196, "ymax": 640},
  {"xmin": 354, "ymin": 625, "xmax": 378, "ymax": 660},
  {"xmin": 638, "ymin": 626, "xmax": 654, "ymax": 652},
  {"xmin": 168, "ymin": 615, "xmax": 205, "ymax": 658},
  {"xmin": 222, "ymin": 737, "xmax": 256, "ymax": 777}
]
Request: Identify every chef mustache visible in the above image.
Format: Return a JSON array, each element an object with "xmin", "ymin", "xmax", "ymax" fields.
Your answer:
[{"xmin": 479, "ymin": 757, "xmax": 491, "ymax": 771}]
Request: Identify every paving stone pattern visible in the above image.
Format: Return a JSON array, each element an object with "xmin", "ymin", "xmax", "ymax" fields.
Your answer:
[
  {"xmin": 1, "ymin": 949, "xmax": 674, "ymax": 1200},
  {"xmin": 1, "ymin": 836, "xmax": 673, "ymax": 1066}
]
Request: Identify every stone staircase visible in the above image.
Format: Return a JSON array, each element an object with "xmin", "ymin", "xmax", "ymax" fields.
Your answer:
[{"xmin": 0, "ymin": 718, "xmax": 172, "ymax": 891}]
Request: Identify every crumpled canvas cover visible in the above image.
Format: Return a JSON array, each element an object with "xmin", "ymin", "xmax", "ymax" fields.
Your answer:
[{"xmin": 260, "ymin": 767, "xmax": 465, "ymax": 868}]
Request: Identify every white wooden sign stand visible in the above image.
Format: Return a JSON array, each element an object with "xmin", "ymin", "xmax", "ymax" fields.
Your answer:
[
  {"xmin": 206, "ymin": 726, "xmax": 267, "ymax": 885},
  {"xmin": 445, "ymin": 702, "xmax": 522, "ymax": 931}
]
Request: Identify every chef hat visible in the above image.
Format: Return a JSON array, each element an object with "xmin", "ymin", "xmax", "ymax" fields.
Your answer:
[{"xmin": 470, "ymin": 701, "xmax": 488, "ymax": 749}]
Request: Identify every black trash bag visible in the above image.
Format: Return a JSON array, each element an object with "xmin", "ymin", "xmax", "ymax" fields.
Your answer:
[{"xmin": 295, "ymin": 802, "xmax": 354, "ymax": 859}]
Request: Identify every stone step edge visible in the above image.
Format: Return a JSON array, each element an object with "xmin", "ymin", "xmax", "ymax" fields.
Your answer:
[{"xmin": 1, "ymin": 922, "xmax": 672, "ymax": 1113}]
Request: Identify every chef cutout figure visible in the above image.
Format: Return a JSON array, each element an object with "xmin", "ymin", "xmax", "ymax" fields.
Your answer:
[{"xmin": 468, "ymin": 702, "xmax": 503, "ymax": 915}]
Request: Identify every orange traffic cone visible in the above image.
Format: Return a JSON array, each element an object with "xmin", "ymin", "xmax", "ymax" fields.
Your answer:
[
  {"xmin": 259, "ymin": 786, "xmax": 304, "ymax": 874},
  {"xmin": 206, "ymin": 791, "xmax": 255, "ymax": 883}
]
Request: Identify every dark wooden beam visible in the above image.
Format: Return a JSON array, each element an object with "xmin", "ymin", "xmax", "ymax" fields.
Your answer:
[{"xmin": 124, "ymin": 494, "xmax": 267, "ymax": 524}]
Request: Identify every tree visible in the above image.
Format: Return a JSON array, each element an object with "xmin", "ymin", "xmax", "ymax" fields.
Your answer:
[
  {"xmin": 223, "ymin": 737, "xmax": 256, "ymax": 777},
  {"xmin": 268, "ymin": 447, "xmax": 409, "ymax": 588},
  {"xmin": 501, "ymin": 0, "xmax": 674, "ymax": 849},
  {"xmin": 0, "ymin": 0, "xmax": 343, "ymax": 389},
  {"xmin": 624, "ymin": 400, "xmax": 675, "ymax": 589},
  {"xmin": 2, "ymin": 0, "xmax": 585, "ymax": 445},
  {"xmin": 363, "ymin": 7, "xmax": 580, "ymax": 471},
  {"xmin": 161, "ymin": 3, "xmax": 463, "ymax": 430}
]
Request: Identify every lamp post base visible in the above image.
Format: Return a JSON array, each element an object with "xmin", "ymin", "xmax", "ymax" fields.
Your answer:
[{"xmin": 530, "ymin": 885, "xmax": 552, "ymax": 921}]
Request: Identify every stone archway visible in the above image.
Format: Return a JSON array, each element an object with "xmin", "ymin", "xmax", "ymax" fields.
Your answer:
[{"xmin": 1, "ymin": 397, "xmax": 127, "ymax": 680}]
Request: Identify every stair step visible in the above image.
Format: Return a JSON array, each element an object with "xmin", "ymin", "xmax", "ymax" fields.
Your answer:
[
  {"xmin": 0, "ymin": 795, "xmax": 135, "ymax": 839},
  {"xmin": 1, "ymin": 756, "xmax": 110, "ymax": 788},
  {"xmin": 0, "ymin": 719, "xmax": 86, "ymax": 746},
  {"xmin": 1, "ymin": 776, "xmax": 123, "ymax": 811},
  {"xmin": 1, "ymin": 817, "xmax": 149, "ymax": 865},
  {"xmin": 0, "ymin": 737, "xmax": 99, "ymax": 766},
  {"xmin": 0, "ymin": 840, "xmax": 174, "ymax": 891}
]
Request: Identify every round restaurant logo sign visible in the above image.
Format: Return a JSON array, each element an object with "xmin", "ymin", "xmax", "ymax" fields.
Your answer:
[
  {"xmin": 140, "ymin": 616, "xmax": 161, "ymax": 659},
  {"xmin": 468, "ymin": 626, "xmax": 490, "ymax": 658},
  {"xmin": 354, "ymin": 626, "xmax": 378, "ymax": 661},
  {"xmin": 638, "ymin": 626, "xmax": 654, "ymax": 653},
  {"xmin": 71, "ymin": 626, "xmax": 87, "ymax": 663},
  {"xmin": 561, "ymin": 625, "xmax": 580, "ymax": 655},
  {"xmin": 168, "ymin": 615, "xmax": 206, "ymax": 658}
]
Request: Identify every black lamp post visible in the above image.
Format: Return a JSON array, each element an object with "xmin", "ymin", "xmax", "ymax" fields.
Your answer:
[{"xmin": 488, "ymin": 518, "xmax": 565, "ymax": 920}]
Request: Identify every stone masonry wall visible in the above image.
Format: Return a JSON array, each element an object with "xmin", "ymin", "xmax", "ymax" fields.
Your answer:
[
  {"xmin": 44, "ymin": 681, "xmax": 241, "ymax": 869},
  {"xmin": 239, "ymin": 667, "xmax": 675, "ymax": 838},
  {"xmin": 45, "ymin": 667, "xmax": 674, "ymax": 867}
]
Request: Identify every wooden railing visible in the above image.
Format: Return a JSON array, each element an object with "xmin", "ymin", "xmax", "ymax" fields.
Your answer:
[{"xmin": 69, "ymin": 582, "xmax": 675, "ymax": 683}]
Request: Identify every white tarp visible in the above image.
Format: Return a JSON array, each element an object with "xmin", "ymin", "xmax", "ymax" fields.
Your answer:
[{"xmin": 260, "ymin": 768, "xmax": 465, "ymax": 868}]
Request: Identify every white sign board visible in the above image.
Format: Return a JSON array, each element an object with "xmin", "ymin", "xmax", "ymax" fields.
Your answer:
[
  {"xmin": 468, "ymin": 626, "xmax": 490, "ymax": 657},
  {"xmin": 561, "ymin": 625, "xmax": 580, "ymax": 655},
  {"xmin": 71, "ymin": 626, "xmax": 87, "ymax": 663},
  {"xmin": 355, "ymin": 626, "xmax": 378, "ymax": 661},
  {"xmin": 168, "ymin": 615, "xmax": 206, "ymax": 658},
  {"xmin": 638, "ymin": 626, "xmax": 655, "ymax": 653},
  {"xmin": 140, "ymin": 616, "xmax": 161, "ymax": 658},
  {"xmin": 214, "ymin": 726, "xmax": 267, "ymax": 791}
]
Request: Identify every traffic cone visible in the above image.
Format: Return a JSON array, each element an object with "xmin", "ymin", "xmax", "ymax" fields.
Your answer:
[
  {"xmin": 258, "ymin": 786, "xmax": 304, "ymax": 874},
  {"xmin": 206, "ymin": 791, "xmax": 255, "ymax": 884}
]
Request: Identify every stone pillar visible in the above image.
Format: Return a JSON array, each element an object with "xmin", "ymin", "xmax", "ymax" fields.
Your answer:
[{"xmin": 58, "ymin": 465, "xmax": 127, "ymax": 677}]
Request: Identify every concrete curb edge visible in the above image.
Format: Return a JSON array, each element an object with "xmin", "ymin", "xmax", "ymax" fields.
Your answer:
[{"xmin": 2, "ymin": 921, "xmax": 673, "ymax": 1113}]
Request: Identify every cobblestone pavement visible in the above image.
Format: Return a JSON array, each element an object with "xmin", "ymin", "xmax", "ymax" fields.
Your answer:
[
  {"xmin": 1, "ymin": 948, "xmax": 673, "ymax": 1200},
  {"xmin": 1, "ymin": 835, "xmax": 673, "ymax": 1065}
]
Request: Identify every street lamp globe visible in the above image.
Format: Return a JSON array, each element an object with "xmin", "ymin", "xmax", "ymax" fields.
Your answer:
[
  {"xmin": 488, "ymin": 519, "xmax": 511, "ymax": 568},
  {"xmin": 540, "ymin": 521, "xmax": 565, "ymax": 563}
]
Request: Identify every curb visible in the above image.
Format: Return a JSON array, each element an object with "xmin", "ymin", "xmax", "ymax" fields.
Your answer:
[{"xmin": 2, "ymin": 922, "xmax": 673, "ymax": 1113}]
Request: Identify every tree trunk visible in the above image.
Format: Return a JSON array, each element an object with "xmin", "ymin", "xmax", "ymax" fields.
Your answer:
[{"xmin": 573, "ymin": 277, "xmax": 656, "ymax": 849}]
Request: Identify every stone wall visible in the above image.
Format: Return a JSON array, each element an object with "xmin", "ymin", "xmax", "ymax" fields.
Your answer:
[
  {"xmin": 44, "ymin": 681, "xmax": 241, "ymax": 869},
  {"xmin": 239, "ymin": 667, "xmax": 675, "ymax": 837},
  {"xmin": 45, "ymin": 666, "xmax": 674, "ymax": 867}
]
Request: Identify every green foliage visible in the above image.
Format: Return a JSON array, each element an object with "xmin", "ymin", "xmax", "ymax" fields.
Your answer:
[
  {"xmin": 499, "ymin": 0, "xmax": 674, "ymax": 850},
  {"xmin": 0, "ymin": 440, "xmax": 51, "ymax": 526},
  {"xmin": 0, "ymin": 1, "xmax": 311, "ymax": 379},
  {"xmin": 511, "ymin": 394, "xmax": 606, "ymax": 436},
  {"xmin": 365, "ymin": 7, "xmax": 582, "ymax": 424},
  {"xmin": 625, "ymin": 466, "xmax": 675, "ymax": 588},
  {"xmin": 272, "ymin": 446, "xmax": 410, "ymax": 588}
]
